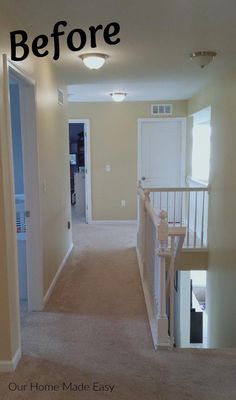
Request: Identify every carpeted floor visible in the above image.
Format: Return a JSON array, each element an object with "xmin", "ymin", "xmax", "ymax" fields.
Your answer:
[{"xmin": 1, "ymin": 220, "xmax": 236, "ymax": 399}]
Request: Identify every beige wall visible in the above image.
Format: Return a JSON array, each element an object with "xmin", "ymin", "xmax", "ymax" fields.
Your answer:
[
  {"xmin": 35, "ymin": 62, "xmax": 72, "ymax": 295},
  {"xmin": 68, "ymin": 101, "xmax": 187, "ymax": 220},
  {"xmin": 188, "ymin": 67, "xmax": 236, "ymax": 347},
  {"xmin": 0, "ymin": 8, "xmax": 72, "ymax": 363}
]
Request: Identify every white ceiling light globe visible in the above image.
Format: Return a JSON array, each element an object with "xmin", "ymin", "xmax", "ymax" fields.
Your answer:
[
  {"xmin": 110, "ymin": 92, "xmax": 127, "ymax": 102},
  {"xmin": 80, "ymin": 53, "xmax": 108, "ymax": 70},
  {"xmin": 190, "ymin": 51, "xmax": 217, "ymax": 69}
]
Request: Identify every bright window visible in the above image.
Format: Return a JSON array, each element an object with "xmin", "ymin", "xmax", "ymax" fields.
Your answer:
[{"xmin": 191, "ymin": 108, "xmax": 211, "ymax": 182}]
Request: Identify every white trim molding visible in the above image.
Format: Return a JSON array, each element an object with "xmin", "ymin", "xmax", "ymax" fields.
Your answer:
[
  {"xmin": 43, "ymin": 243, "xmax": 73, "ymax": 307},
  {"xmin": 0, "ymin": 348, "xmax": 22, "ymax": 372}
]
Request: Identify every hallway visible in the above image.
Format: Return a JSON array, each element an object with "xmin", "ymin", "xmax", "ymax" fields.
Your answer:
[{"xmin": 1, "ymin": 222, "xmax": 236, "ymax": 399}]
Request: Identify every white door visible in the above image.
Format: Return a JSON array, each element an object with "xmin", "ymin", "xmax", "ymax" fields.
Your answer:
[{"xmin": 138, "ymin": 118, "xmax": 186, "ymax": 222}]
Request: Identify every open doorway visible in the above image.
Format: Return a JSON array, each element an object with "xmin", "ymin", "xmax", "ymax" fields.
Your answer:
[
  {"xmin": 174, "ymin": 270, "xmax": 208, "ymax": 348},
  {"xmin": 4, "ymin": 56, "xmax": 43, "ymax": 313},
  {"xmin": 9, "ymin": 77, "xmax": 28, "ymax": 309},
  {"xmin": 68, "ymin": 119, "xmax": 92, "ymax": 224}
]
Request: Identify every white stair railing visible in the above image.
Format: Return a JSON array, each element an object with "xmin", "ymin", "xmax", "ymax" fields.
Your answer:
[
  {"xmin": 146, "ymin": 186, "xmax": 209, "ymax": 247},
  {"xmin": 137, "ymin": 185, "xmax": 186, "ymax": 348}
]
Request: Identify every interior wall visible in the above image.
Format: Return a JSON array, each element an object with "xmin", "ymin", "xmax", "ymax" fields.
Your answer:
[
  {"xmin": 34, "ymin": 61, "xmax": 72, "ymax": 296},
  {"xmin": 0, "ymin": 7, "xmax": 29, "ymax": 365},
  {"xmin": 188, "ymin": 66, "xmax": 236, "ymax": 347},
  {"xmin": 68, "ymin": 101, "xmax": 187, "ymax": 220},
  {"xmin": 174, "ymin": 271, "xmax": 191, "ymax": 348},
  {"xmin": 0, "ymin": 7, "xmax": 71, "ymax": 364}
]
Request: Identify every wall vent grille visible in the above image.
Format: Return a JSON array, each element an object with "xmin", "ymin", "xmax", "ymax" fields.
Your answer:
[{"xmin": 151, "ymin": 104, "xmax": 172, "ymax": 116}]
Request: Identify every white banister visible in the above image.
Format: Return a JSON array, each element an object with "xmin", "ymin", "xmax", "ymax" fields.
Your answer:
[
  {"xmin": 169, "ymin": 235, "xmax": 175, "ymax": 340},
  {"xmin": 145, "ymin": 186, "xmax": 208, "ymax": 192},
  {"xmin": 137, "ymin": 186, "xmax": 187, "ymax": 349},
  {"xmin": 145, "ymin": 185, "xmax": 209, "ymax": 248},
  {"xmin": 156, "ymin": 210, "xmax": 171, "ymax": 346}
]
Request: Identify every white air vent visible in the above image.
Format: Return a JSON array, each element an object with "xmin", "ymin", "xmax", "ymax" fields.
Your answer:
[
  {"xmin": 58, "ymin": 89, "xmax": 64, "ymax": 106},
  {"xmin": 151, "ymin": 104, "xmax": 172, "ymax": 116}
]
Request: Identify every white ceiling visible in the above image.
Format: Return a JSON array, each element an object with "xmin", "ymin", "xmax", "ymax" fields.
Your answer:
[{"xmin": 2, "ymin": 0, "xmax": 236, "ymax": 101}]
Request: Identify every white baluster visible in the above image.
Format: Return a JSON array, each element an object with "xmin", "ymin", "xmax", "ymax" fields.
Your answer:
[
  {"xmin": 167, "ymin": 192, "xmax": 169, "ymax": 222},
  {"xmin": 194, "ymin": 191, "xmax": 198, "ymax": 247},
  {"xmin": 180, "ymin": 191, "xmax": 183, "ymax": 227},
  {"xmin": 143, "ymin": 190, "xmax": 150, "ymax": 275},
  {"xmin": 201, "ymin": 191, "xmax": 205, "ymax": 246},
  {"xmin": 156, "ymin": 210, "xmax": 171, "ymax": 347},
  {"xmin": 169, "ymin": 235, "xmax": 175, "ymax": 342},
  {"xmin": 173, "ymin": 192, "xmax": 176, "ymax": 226},
  {"xmin": 187, "ymin": 191, "xmax": 190, "ymax": 246}
]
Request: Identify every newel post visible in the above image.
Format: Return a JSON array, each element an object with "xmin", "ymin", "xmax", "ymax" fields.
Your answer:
[
  {"xmin": 156, "ymin": 210, "xmax": 171, "ymax": 347},
  {"xmin": 143, "ymin": 189, "xmax": 150, "ymax": 204}
]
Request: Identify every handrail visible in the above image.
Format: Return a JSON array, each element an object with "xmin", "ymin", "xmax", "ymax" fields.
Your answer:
[
  {"xmin": 138, "ymin": 186, "xmax": 160, "ymax": 227},
  {"xmin": 141, "ymin": 186, "xmax": 209, "ymax": 193}
]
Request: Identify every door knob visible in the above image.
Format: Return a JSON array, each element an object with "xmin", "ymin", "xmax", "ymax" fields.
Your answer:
[{"xmin": 141, "ymin": 177, "xmax": 146, "ymax": 181}]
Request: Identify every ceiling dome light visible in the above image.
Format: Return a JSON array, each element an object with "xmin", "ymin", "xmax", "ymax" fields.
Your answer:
[
  {"xmin": 190, "ymin": 51, "xmax": 217, "ymax": 68},
  {"xmin": 79, "ymin": 53, "xmax": 108, "ymax": 69},
  {"xmin": 110, "ymin": 92, "xmax": 127, "ymax": 102}
]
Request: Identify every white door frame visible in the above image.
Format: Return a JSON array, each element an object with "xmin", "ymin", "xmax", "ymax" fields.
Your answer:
[
  {"xmin": 137, "ymin": 118, "xmax": 186, "ymax": 186},
  {"xmin": 68, "ymin": 119, "xmax": 92, "ymax": 223},
  {"xmin": 3, "ymin": 55, "xmax": 43, "ymax": 311}
]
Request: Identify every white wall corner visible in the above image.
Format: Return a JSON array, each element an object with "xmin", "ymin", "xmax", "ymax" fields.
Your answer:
[
  {"xmin": 0, "ymin": 347, "xmax": 22, "ymax": 372},
  {"xmin": 43, "ymin": 243, "xmax": 73, "ymax": 307}
]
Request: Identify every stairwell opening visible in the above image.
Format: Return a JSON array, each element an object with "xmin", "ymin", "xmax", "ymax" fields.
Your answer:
[{"xmin": 174, "ymin": 270, "xmax": 207, "ymax": 348}]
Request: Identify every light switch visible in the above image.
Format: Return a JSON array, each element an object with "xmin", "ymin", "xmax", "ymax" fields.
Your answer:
[{"xmin": 105, "ymin": 164, "xmax": 111, "ymax": 172}]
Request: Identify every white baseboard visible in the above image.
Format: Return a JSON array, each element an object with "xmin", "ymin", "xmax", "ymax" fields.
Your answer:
[
  {"xmin": 43, "ymin": 243, "xmax": 73, "ymax": 307},
  {"xmin": 91, "ymin": 220, "xmax": 137, "ymax": 224},
  {"xmin": 136, "ymin": 247, "xmax": 158, "ymax": 349},
  {"xmin": 0, "ymin": 347, "xmax": 21, "ymax": 372}
]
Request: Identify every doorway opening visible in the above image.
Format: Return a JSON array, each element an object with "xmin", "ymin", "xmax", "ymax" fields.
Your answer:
[
  {"xmin": 9, "ymin": 77, "xmax": 28, "ymax": 310},
  {"xmin": 5, "ymin": 56, "xmax": 43, "ymax": 314},
  {"xmin": 174, "ymin": 270, "xmax": 208, "ymax": 348},
  {"xmin": 68, "ymin": 119, "xmax": 91, "ymax": 224}
]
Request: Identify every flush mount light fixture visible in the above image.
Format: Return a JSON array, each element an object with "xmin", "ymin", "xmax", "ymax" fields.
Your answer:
[
  {"xmin": 79, "ymin": 53, "xmax": 109, "ymax": 69},
  {"xmin": 190, "ymin": 51, "xmax": 217, "ymax": 68},
  {"xmin": 110, "ymin": 92, "xmax": 127, "ymax": 102}
]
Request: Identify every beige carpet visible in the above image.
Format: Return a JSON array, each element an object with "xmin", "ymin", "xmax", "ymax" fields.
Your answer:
[{"xmin": 1, "ymin": 220, "xmax": 236, "ymax": 399}]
